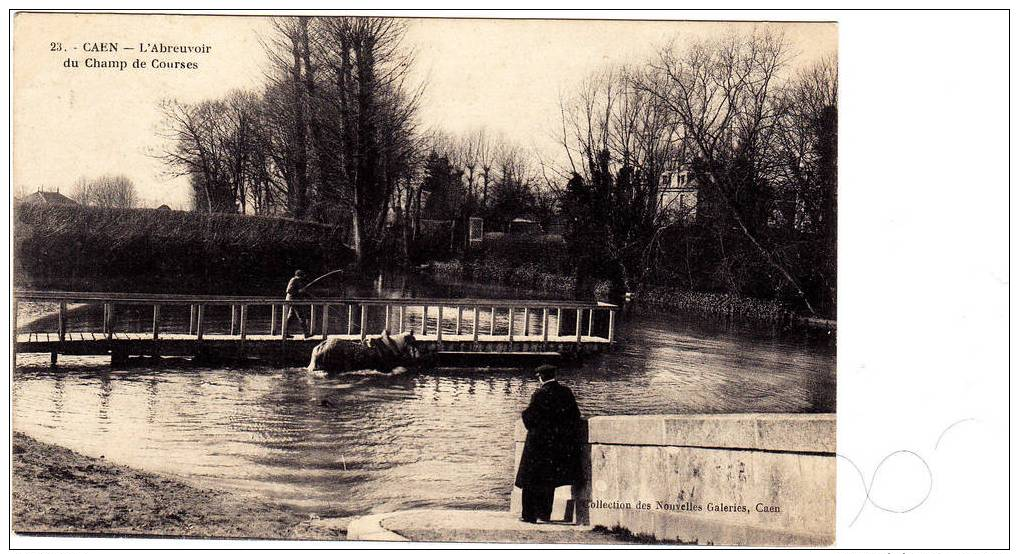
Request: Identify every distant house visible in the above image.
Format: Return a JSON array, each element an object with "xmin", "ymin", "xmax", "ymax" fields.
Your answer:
[
  {"xmin": 155, "ymin": 204, "xmax": 172, "ymax": 211},
  {"xmin": 18, "ymin": 190, "xmax": 78, "ymax": 206},
  {"xmin": 659, "ymin": 168, "xmax": 700, "ymax": 223},
  {"xmin": 508, "ymin": 218, "xmax": 540, "ymax": 234}
]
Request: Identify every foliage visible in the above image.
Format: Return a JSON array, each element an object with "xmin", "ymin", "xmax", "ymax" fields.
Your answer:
[
  {"xmin": 428, "ymin": 259, "xmax": 579, "ymax": 298},
  {"xmin": 480, "ymin": 232, "xmax": 571, "ymax": 273},
  {"xmin": 421, "ymin": 152, "xmax": 466, "ymax": 220},
  {"xmin": 556, "ymin": 66, "xmax": 683, "ymax": 301},
  {"xmin": 149, "ymin": 22, "xmax": 835, "ymax": 315},
  {"xmin": 427, "ymin": 258, "xmax": 795, "ymax": 324},
  {"xmin": 556, "ymin": 31, "xmax": 837, "ymax": 316},
  {"xmin": 643, "ymin": 31, "xmax": 836, "ymax": 315},
  {"xmin": 159, "ymin": 16, "xmax": 421, "ymax": 268},
  {"xmin": 70, "ymin": 174, "xmax": 138, "ymax": 209},
  {"xmin": 13, "ymin": 204, "xmax": 352, "ymax": 294}
]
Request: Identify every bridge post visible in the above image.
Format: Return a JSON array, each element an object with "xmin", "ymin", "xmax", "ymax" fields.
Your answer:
[
  {"xmin": 542, "ymin": 308, "xmax": 549, "ymax": 345},
  {"xmin": 281, "ymin": 303, "xmax": 289, "ymax": 340},
  {"xmin": 152, "ymin": 305, "xmax": 160, "ymax": 340},
  {"xmin": 472, "ymin": 306, "xmax": 480, "ymax": 343},
  {"xmin": 105, "ymin": 303, "xmax": 115, "ymax": 340},
  {"xmin": 270, "ymin": 305, "xmax": 278, "ymax": 336},
  {"xmin": 608, "ymin": 309, "xmax": 616, "ymax": 343},
  {"xmin": 437, "ymin": 306, "xmax": 444, "ymax": 349},
  {"xmin": 456, "ymin": 306, "xmax": 463, "ymax": 336},
  {"xmin": 196, "ymin": 305, "xmax": 205, "ymax": 341},
  {"xmin": 523, "ymin": 307, "xmax": 530, "ymax": 337},
  {"xmin": 490, "ymin": 307, "xmax": 496, "ymax": 336},
  {"xmin": 230, "ymin": 305, "xmax": 238, "ymax": 335},
  {"xmin": 239, "ymin": 305, "xmax": 248, "ymax": 351},
  {"xmin": 238, "ymin": 303, "xmax": 248, "ymax": 354},
  {"xmin": 507, "ymin": 307, "xmax": 514, "ymax": 345},
  {"xmin": 310, "ymin": 303, "xmax": 317, "ymax": 335},
  {"xmin": 398, "ymin": 306, "xmax": 405, "ymax": 333},
  {"xmin": 188, "ymin": 304, "xmax": 195, "ymax": 335},
  {"xmin": 360, "ymin": 305, "xmax": 368, "ymax": 340},
  {"xmin": 322, "ymin": 305, "xmax": 329, "ymax": 338},
  {"xmin": 58, "ymin": 302, "xmax": 66, "ymax": 343},
  {"xmin": 587, "ymin": 308, "xmax": 594, "ymax": 337},
  {"xmin": 347, "ymin": 304, "xmax": 354, "ymax": 335},
  {"xmin": 575, "ymin": 308, "xmax": 582, "ymax": 344},
  {"xmin": 384, "ymin": 305, "xmax": 391, "ymax": 332}
]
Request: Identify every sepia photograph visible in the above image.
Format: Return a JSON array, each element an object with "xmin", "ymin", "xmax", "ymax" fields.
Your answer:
[{"xmin": 11, "ymin": 10, "xmax": 841, "ymax": 546}]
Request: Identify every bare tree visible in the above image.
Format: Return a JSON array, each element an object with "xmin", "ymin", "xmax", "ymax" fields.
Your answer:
[
  {"xmin": 773, "ymin": 55, "xmax": 837, "ymax": 234},
  {"xmin": 157, "ymin": 98, "xmax": 237, "ymax": 213},
  {"xmin": 558, "ymin": 65, "xmax": 684, "ymax": 295},
  {"xmin": 261, "ymin": 17, "xmax": 316, "ymax": 219},
  {"xmin": 643, "ymin": 29, "xmax": 821, "ymax": 314},
  {"xmin": 303, "ymin": 16, "xmax": 422, "ymax": 265},
  {"xmin": 71, "ymin": 174, "xmax": 138, "ymax": 208},
  {"xmin": 772, "ymin": 55, "xmax": 837, "ymax": 311}
]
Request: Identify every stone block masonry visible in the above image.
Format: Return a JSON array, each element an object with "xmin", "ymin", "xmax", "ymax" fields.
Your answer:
[{"xmin": 512, "ymin": 414, "xmax": 835, "ymax": 546}]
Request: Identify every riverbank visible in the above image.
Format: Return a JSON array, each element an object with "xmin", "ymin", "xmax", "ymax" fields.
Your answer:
[
  {"xmin": 426, "ymin": 260, "xmax": 835, "ymax": 329},
  {"xmin": 11, "ymin": 432, "xmax": 345, "ymax": 540}
]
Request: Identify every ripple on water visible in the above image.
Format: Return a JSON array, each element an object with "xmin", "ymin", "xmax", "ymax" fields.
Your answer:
[{"xmin": 12, "ymin": 312, "xmax": 834, "ymax": 516}]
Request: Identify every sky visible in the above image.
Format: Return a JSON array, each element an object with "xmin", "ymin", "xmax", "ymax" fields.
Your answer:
[{"xmin": 13, "ymin": 13, "xmax": 836, "ymax": 209}]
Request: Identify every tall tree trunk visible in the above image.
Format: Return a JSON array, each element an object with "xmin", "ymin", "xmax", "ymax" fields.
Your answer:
[
  {"xmin": 351, "ymin": 204, "xmax": 364, "ymax": 266},
  {"xmin": 289, "ymin": 21, "xmax": 309, "ymax": 218}
]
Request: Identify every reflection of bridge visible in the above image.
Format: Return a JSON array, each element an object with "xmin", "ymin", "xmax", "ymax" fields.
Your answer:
[{"xmin": 13, "ymin": 291, "xmax": 617, "ymax": 366}]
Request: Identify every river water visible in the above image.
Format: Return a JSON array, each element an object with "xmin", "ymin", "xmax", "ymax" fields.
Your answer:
[{"xmin": 12, "ymin": 277, "xmax": 835, "ymax": 517}]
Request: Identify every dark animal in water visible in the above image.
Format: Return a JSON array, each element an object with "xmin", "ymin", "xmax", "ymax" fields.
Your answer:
[{"xmin": 308, "ymin": 330, "xmax": 424, "ymax": 373}]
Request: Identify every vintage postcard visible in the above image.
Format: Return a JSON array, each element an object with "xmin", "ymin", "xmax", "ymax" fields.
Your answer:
[{"xmin": 10, "ymin": 11, "xmax": 839, "ymax": 546}]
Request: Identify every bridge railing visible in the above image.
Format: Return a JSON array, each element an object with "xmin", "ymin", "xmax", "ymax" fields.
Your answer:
[{"xmin": 12, "ymin": 290, "xmax": 618, "ymax": 346}]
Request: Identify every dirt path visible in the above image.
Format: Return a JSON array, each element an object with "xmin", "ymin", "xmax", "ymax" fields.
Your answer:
[{"xmin": 11, "ymin": 432, "xmax": 347, "ymax": 540}]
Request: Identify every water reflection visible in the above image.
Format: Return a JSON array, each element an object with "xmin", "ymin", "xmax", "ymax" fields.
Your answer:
[{"xmin": 13, "ymin": 308, "xmax": 833, "ymax": 517}]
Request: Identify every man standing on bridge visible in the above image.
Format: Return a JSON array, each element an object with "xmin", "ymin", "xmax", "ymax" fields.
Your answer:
[
  {"xmin": 284, "ymin": 269, "xmax": 311, "ymax": 339},
  {"xmin": 515, "ymin": 364, "xmax": 584, "ymax": 523}
]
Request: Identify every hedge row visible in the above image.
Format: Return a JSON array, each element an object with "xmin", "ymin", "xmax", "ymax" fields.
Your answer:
[{"xmin": 14, "ymin": 204, "xmax": 353, "ymax": 294}]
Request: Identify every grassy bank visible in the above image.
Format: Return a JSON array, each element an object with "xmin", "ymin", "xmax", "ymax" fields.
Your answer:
[
  {"xmin": 426, "ymin": 260, "xmax": 819, "ymax": 326},
  {"xmin": 428, "ymin": 260, "xmax": 577, "ymax": 297},
  {"xmin": 13, "ymin": 204, "xmax": 353, "ymax": 294},
  {"xmin": 11, "ymin": 433, "xmax": 345, "ymax": 540},
  {"xmin": 634, "ymin": 284, "xmax": 799, "ymax": 324}
]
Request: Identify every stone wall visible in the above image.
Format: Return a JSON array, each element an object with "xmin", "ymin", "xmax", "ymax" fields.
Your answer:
[{"xmin": 511, "ymin": 414, "xmax": 835, "ymax": 546}]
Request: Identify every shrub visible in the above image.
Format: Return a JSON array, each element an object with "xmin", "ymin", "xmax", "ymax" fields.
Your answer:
[
  {"xmin": 632, "ymin": 285, "xmax": 795, "ymax": 322},
  {"xmin": 13, "ymin": 204, "xmax": 353, "ymax": 294},
  {"xmin": 480, "ymin": 233, "xmax": 570, "ymax": 273}
]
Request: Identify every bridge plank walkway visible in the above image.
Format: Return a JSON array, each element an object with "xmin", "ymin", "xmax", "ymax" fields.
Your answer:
[{"xmin": 13, "ymin": 291, "xmax": 616, "ymax": 366}]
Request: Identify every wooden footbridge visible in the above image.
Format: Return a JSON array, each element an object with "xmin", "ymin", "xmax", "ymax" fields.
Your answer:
[{"xmin": 13, "ymin": 290, "xmax": 617, "ymax": 367}]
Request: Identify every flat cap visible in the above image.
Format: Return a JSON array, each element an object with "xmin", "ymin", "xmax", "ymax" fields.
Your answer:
[{"xmin": 535, "ymin": 364, "xmax": 557, "ymax": 380}]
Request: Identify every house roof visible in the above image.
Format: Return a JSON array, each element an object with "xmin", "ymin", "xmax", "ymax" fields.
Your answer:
[{"xmin": 21, "ymin": 190, "xmax": 78, "ymax": 205}]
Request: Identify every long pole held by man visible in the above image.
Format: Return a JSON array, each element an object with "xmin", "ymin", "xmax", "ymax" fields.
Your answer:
[{"xmin": 285, "ymin": 268, "xmax": 348, "ymax": 339}]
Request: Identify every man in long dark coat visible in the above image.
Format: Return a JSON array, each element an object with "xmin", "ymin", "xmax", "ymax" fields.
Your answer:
[{"xmin": 514, "ymin": 364, "xmax": 583, "ymax": 523}]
